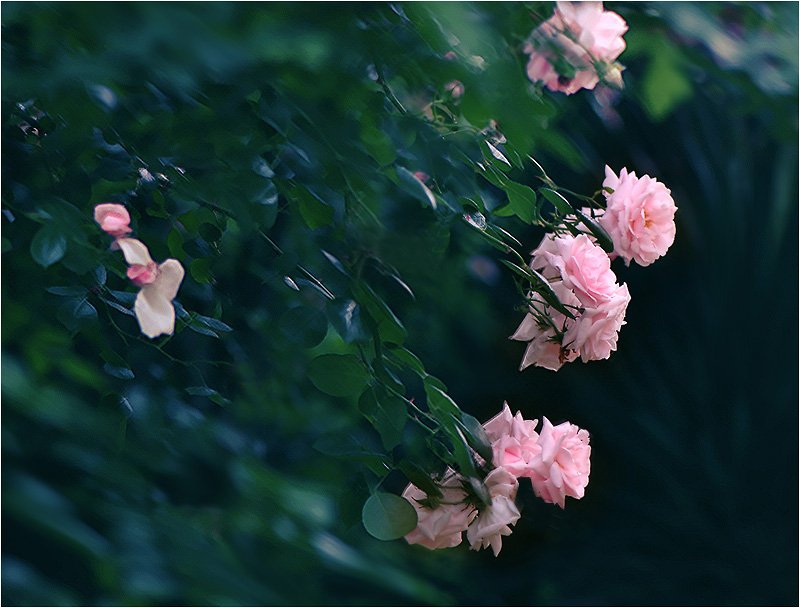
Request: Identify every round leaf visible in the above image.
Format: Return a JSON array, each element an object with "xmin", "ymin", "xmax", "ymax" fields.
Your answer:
[
  {"xmin": 308, "ymin": 354, "xmax": 370, "ymax": 397},
  {"xmin": 361, "ymin": 492, "xmax": 417, "ymax": 541},
  {"xmin": 30, "ymin": 226, "xmax": 66, "ymax": 267},
  {"xmin": 279, "ymin": 306, "xmax": 328, "ymax": 348}
]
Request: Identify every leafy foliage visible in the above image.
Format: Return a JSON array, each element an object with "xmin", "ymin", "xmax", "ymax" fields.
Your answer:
[{"xmin": 2, "ymin": 2, "xmax": 797, "ymax": 606}]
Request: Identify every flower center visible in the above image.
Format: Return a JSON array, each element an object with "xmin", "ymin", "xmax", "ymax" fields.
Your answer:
[{"xmin": 127, "ymin": 262, "xmax": 159, "ymax": 286}]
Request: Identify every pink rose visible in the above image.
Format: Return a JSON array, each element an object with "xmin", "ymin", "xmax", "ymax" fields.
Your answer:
[
  {"xmin": 94, "ymin": 203, "xmax": 132, "ymax": 238},
  {"xmin": 545, "ymin": 234, "xmax": 618, "ymax": 307},
  {"xmin": 563, "ymin": 283, "xmax": 630, "ymax": 361},
  {"xmin": 114, "ymin": 238, "xmax": 185, "ymax": 339},
  {"xmin": 600, "ymin": 166, "xmax": 677, "ymax": 266},
  {"xmin": 483, "ymin": 403, "xmax": 542, "ymax": 477},
  {"xmin": 527, "ymin": 417, "xmax": 591, "ymax": 508},
  {"xmin": 403, "ymin": 472, "xmax": 476, "ymax": 550},
  {"xmin": 524, "ymin": 1, "xmax": 627, "ymax": 95},
  {"xmin": 466, "ymin": 467, "xmax": 520, "ymax": 556}
]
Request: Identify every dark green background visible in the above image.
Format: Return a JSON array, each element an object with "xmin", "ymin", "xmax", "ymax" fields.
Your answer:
[{"xmin": 2, "ymin": 2, "xmax": 797, "ymax": 605}]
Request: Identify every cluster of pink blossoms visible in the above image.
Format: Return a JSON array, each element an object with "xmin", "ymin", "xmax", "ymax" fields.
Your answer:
[
  {"xmin": 511, "ymin": 166, "xmax": 677, "ymax": 371},
  {"xmin": 524, "ymin": 1, "xmax": 627, "ymax": 95},
  {"xmin": 94, "ymin": 203, "xmax": 185, "ymax": 339},
  {"xmin": 403, "ymin": 403, "xmax": 590, "ymax": 556}
]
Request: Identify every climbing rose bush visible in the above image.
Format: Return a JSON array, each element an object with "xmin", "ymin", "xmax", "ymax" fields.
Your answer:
[
  {"xmin": 600, "ymin": 166, "xmax": 678, "ymax": 266},
  {"xmin": 524, "ymin": 1, "xmax": 627, "ymax": 95}
]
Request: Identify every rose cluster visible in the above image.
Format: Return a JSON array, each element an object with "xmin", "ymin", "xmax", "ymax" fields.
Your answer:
[
  {"xmin": 511, "ymin": 166, "xmax": 677, "ymax": 371},
  {"xmin": 94, "ymin": 203, "xmax": 185, "ymax": 339},
  {"xmin": 524, "ymin": 1, "xmax": 628, "ymax": 95},
  {"xmin": 402, "ymin": 403, "xmax": 590, "ymax": 556}
]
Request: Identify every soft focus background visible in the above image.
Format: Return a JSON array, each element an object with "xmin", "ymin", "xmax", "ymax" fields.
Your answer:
[{"xmin": 2, "ymin": 2, "xmax": 797, "ymax": 606}]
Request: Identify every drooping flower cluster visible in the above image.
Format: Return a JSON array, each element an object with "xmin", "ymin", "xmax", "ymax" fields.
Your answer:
[
  {"xmin": 511, "ymin": 166, "xmax": 676, "ymax": 371},
  {"xmin": 403, "ymin": 403, "xmax": 590, "ymax": 556},
  {"xmin": 94, "ymin": 203, "xmax": 185, "ymax": 339},
  {"xmin": 524, "ymin": 1, "xmax": 627, "ymax": 95}
]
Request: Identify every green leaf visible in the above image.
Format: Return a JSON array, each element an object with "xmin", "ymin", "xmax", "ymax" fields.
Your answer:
[
  {"xmin": 30, "ymin": 225, "xmax": 67, "ymax": 267},
  {"xmin": 424, "ymin": 383, "xmax": 461, "ymax": 418},
  {"xmin": 327, "ymin": 299, "xmax": 369, "ymax": 343},
  {"xmin": 56, "ymin": 298, "xmax": 98, "ymax": 332},
  {"xmin": 293, "ymin": 184, "xmax": 334, "ymax": 230},
  {"xmin": 504, "ymin": 182, "xmax": 539, "ymax": 224},
  {"xmin": 353, "ymin": 283, "xmax": 407, "ymax": 345},
  {"xmin": 195, "ymin": 315, "xmax": 233, "ymax": 332},
  {"xmin": 189, "ymin": 258, "xmax": 213, "ymax": 284},
  {"xmin": 573, "ymin": 208, "xmax": 615, "ymax": 253},
  {"xmin": 540, "ymin": 188, "xmax": 574, "ymax": 215},
  {"xmin": 455, "ymin": 413, "xmax": 493, "ymax": 465},
  {"xmin": 361, "ymin": 123, "xmax": 397, "ymax": 166},
  {"xmin": 167, "ymin": 228, "xmax": 184, "ymax": 259},
  {"xmin": 396, "ymin": 166, "xmax": 437, "ymax": 210},
  {"xmin": 279, "ymin": 306, "xmax": 328, "ymax": 348},
  {"xmin": 361, "ymin": 492, "xmax": 418, "ymax": 541},
  {"xmin": 359, "ymin": 390, "xmax": 407, "ymax": 451},
  {"xmin": 308, "ymin": 354, "xmax": 371, "ymax": 397}
]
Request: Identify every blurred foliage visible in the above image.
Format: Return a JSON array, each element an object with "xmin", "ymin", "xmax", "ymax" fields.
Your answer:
[{"xmin": 2, "ymin": 1, "xmax": 798, "ymax": 606}]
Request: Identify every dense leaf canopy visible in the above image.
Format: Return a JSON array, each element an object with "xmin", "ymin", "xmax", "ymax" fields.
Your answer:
[{"xmin": 2, "ymin": 2, "xmax": 798, "ymax": 605}]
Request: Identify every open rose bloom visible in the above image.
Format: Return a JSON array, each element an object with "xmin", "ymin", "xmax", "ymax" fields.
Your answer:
[
  {"xmin": 600, "ymin": 166, "xmax": 678, "ymax": 266},
  {"xmin": 114, "ymin": 238, "xmax": 185, "ymax": 339},
  {"xmin": 94, "ymin": 203, "xmax": 132, "ymax": 238},
  {"xmin": 402, "ymin": 404, "xmax": 590, "ymax": 556},
  {"xmin": 511, "ymin": 233, "xmax": 629, "ymax": 371},
  {"xmin": 524, "ymin": 1, "xmax": 627, "ymax": 95}
]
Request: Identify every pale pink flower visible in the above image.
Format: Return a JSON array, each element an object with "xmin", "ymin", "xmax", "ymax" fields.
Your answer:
[
  {"xmin": 524, "ymin": 1, "xmax": 627, "ymax": 95},
  {"xmin": 510, "ymin": 235, "xmax": 582, "ymax": 371},
  {"xmin": 600, "ymin": 166, "xmax": 677, "ymax": 266},
  {"xmin": 403, "ymin": 472, "xmax": 476, "ymax": 550},
  {"xmin": 483, "ymin": 403, "xmax": 541, "ymax": 477},
  {"xmin": 527, "ymin": 417, "xmax": 591, "ymax": 508},
  {"xmin": 114, "ymin": 238, "xmax": 185, "ymax": 339},
  {"xmin": 564, "ymin": 283, "xmax": 630, "ymax": 361},
  {"xmin": 94, "ymin": 203, "xmax": 132, "ymax": 238},
  {"xmin": 545, "ymin": 234, "xmax": 617, "ymax": 307},
  {"xmin": 466, "ymin": 467, "xmax": 520, "ymax": 556}
]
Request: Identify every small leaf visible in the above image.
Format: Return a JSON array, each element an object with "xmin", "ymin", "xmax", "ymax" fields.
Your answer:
[
  {"xmin": 102, "ymin": 363, "xmax": 134, "ymax": 379},
  {"xmin": 540, "ymin": 188, "xmax": 573, "ymax": 215},
  {"xmin": 30, "ymin": 225, "xmax": 66, "ymax": 267},
  {"xmin": 361, "ymin": 492, "xmax": 418, "ymax": 541},
  {"xmin": 279, "ymin": 306, "xmax": 328, "ymax": 348},
  {"xmin": 327, "ymin": 299, "xmax": 369, "ymax": 343},
  {"xmin": 186, "ymin": 386, "xmax": 218, "ymax": 396},
  {"xmin": 195, "ymin": 315, "xmax": 233, "ymax": 332},
  {"xmin": 56, "ymin": 298, "xmax": 98, "ymax": 332},
  {"xmin": 308, "ymin": 354, "xmax": 371, "ymax": 397},
  {"xmin": 293, "ymin": 184, "xmax": 334, "ymax": 230},
  {"xmin": 46, "ymin": 286, "xmax": 86, "ymax": 297},
  {"xmin": 455, "ymin": 413, "xmax": 493, "ymax": 465},
  {"xmin": 424, "ymin": 384, "xmax": 461, "ymax": 418},
  {"xmin": 321, "ymin": 250, "xmax": 349, "ymax": 276},
  {"xmin": 504, "ymin": 182, "xmax": 539, "ymax": 224},
  {"xmin": 190, "ymin": 258, "xmax": 213, "ymax": 284},
  {"xmin": 396, "ymin": 166, "xmax": 437, "ymax": 210},
  {"xmin": 485, "ymin": 141, "xmax": 512, "ymax": 167},
  {"xmin": 167, "ymin": 228, "xmax": 184, "ymax": 259}
]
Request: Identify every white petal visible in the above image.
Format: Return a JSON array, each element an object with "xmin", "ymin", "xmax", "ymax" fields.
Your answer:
[
  {"xmin": 114, "ymin": 238, "xmax": 154, "ymax": 266},
  {"xmin": 134, "ymin": 260, "xmax": 185, "ymax": 338}
]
